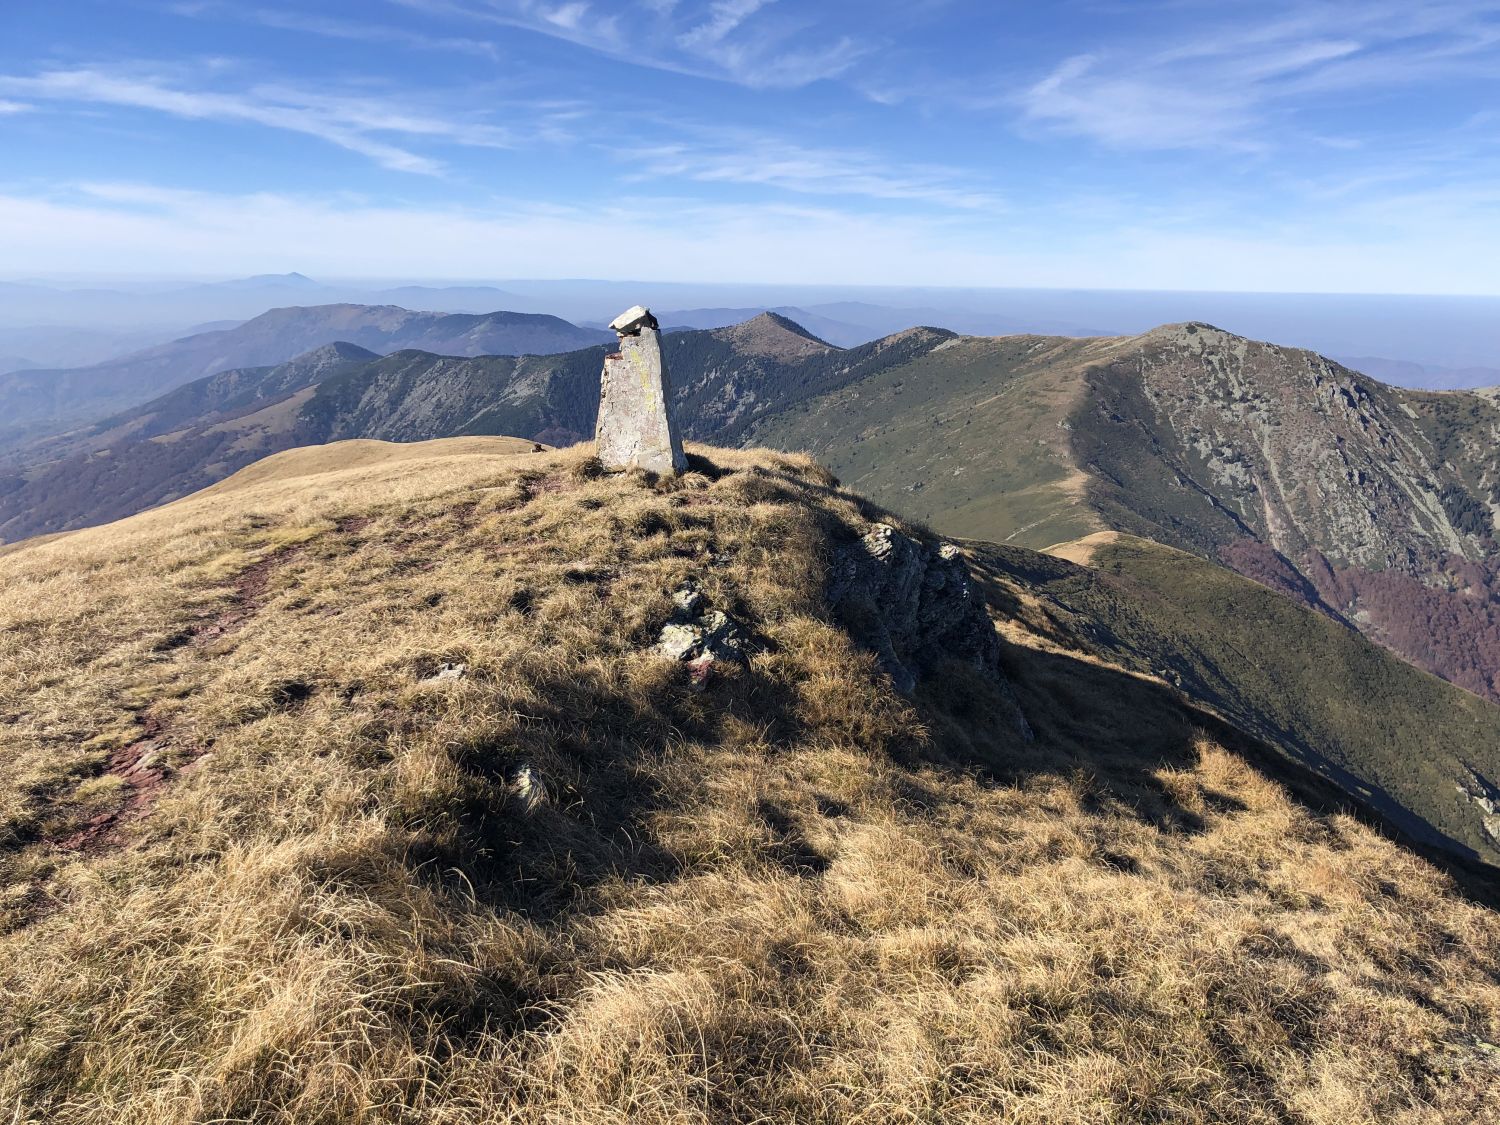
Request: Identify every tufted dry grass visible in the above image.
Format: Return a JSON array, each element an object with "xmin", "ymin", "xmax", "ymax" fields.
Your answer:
[{"xmin": 0, "ymin": 436, "xmax": 1497, "ymax": 1124}]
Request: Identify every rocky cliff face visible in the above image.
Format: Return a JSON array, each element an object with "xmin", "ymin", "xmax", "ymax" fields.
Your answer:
[
  {"xmin": 827, "ymin": 523, "xmax": 1031, "ymax": 738},
  {"xmin": 828, "ymin": 523, "xmax": 1001, "ymax": 695},
  {"xmin": 1083, "ymin": 324, "xmax": 1499, "ymax": 573},
  {"xmin": 1071, "ymin": 323, "xmax": 1500, "ymax": 699}
]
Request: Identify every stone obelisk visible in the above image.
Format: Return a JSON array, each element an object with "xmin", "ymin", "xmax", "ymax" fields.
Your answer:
[{"xmin": 595, "ymin": 305, "xmax": 688, "ymax": 475}]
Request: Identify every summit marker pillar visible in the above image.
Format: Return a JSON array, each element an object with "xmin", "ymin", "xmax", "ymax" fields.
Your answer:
[{"xmin": 595, "ymin": 304, "xmax": 688, "ymax": 475}]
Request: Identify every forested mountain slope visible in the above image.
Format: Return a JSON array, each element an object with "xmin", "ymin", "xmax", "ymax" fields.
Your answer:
[
  {"xmin": 0, "ymin": 304, "xmax": 611, "ymax": 445},
  {"xmin": 0, "ymin": 314, "xmax": 949, "ymax": 541}
]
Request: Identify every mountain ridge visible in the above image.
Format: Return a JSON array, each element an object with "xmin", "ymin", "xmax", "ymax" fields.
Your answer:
[
  {"xmin": 0, "ymin": 304, "xmax": 612, "ymax": 447},
  {"xmin": 742, "ymin": 320, "xmax": 1500, "ymax": 703},
  {"xmin": 10, "ymin": 313, "xmax": 1500, "ymax": 710},
  {"xmin": 0, "ymin": 317, "xmax": 956, "ymax": 543}
]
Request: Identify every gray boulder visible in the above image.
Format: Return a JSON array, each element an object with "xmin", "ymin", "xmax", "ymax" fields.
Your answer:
[{"xmin": 655, "ymin": 581, "xmax": 751, "ymax": 687}]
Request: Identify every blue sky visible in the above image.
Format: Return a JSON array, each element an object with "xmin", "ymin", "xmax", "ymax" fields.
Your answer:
[{"xmin": 1, "ymin": 0, "xmax": 1498, "ymax": 292}]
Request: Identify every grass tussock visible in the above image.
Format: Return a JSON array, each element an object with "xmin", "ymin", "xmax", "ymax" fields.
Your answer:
[{"xmin": 0, "ymin": 436, "xmax": 1498, "ymax": 1123}]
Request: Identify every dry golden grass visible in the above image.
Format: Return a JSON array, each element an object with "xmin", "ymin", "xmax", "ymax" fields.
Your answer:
[{"xmin": 1, "ymin": 436, "xmax": 1498, "ymax": 1123}]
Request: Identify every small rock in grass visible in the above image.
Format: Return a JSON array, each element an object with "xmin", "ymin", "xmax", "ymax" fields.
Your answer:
[
  {"xmin": 685, "ymin": 652, "xmax": 716, "ymax": 690},
  {"xmin": 657, "ymin": 623, "xmax": 702, "ymax": 661},
  {"xmin": 422, "ymin": 663, "xmax": 468, "ymax": 685},
  {"xmin": 671, "ymin": 582, "xmax": 704, "ymax": 616},
  {"xmin": 508, "ymin": 762, "xmax": 545, "ymax": 813},
  {"xmin": 654, "ymin": 581, "xmax": 752, "ymax": 672}
]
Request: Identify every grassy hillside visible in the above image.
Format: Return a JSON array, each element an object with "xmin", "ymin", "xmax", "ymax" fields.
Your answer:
[
  {"xmin": 741, "ymin": 334, "xmax": 1108, "ymax": 547},
  {"xmin": 746, "ymin": 323, "xmax": 1500, "ymax": 567},
  {"xmin": 970, "ymin": 533, "xmax": 1500, "ymax": 865},
  {"xmin": 3, "ymin": 439, "xmax": 1499, "ymax": 1123}
]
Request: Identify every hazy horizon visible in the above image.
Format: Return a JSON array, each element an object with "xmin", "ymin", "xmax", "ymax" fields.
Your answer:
[
  {"xmin": 6, "ymin": 272, "xmax": 1500, "ymax": 301},
  {"xmin": 1, "ymin": 270, "xmax": 1497, "ymax": 380}
]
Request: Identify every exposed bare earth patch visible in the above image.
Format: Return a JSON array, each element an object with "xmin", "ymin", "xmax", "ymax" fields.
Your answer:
[
  {"xmin": 52, "ymin": 714, "xmax": 207, "ymax": 854},
  {"xmin": 188, "ymin": 545, "xmax": 306, "ymax": 647},
  {"xmin": 1045, "ymin": 530, "xmax": 1123, "ymax": 566}
]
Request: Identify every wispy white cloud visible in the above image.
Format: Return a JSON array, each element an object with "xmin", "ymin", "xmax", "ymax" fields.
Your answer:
[
  {"xmin": 389, "ymin": 0, "xmax": 865, "ymax": 88},
  {"xmin": 542, "ymin": 2, "xmax": 592, "ymax": 31},
  {"xmin": 676, "ymin": 0, "xmax": 769, "ymax": 50},
  {"xmin": 1019, "ymin": 1, "xmax": 1500, "ymax": 151},
  {"xmin": 0, "ymin": 59, "xmax": 988, "ymax": 211},
  {"xmin": 622, "ymin": 132, "xmax": 1003, "ymax": 209},
  {"xmin": 0, "ymin": 182, "xmax": 1010, "ymax": 285},
  {"xmin": 1022, "ymin": 53, "xmax": 1266, "ymax": 152},
  {"xmin": 5, "ymin": 179, "xmax": 1500, "ymax": 295},
  {"xmin": 0, "ymin": 66, "xmax": 520, "ymax": 174},
  {"xmin": 0, "ymin": 100, "xmax": 32, "ymax": 115},
  {"xmin": 195, "ymin": 5, "xmax": 504, "ymax": 59}
]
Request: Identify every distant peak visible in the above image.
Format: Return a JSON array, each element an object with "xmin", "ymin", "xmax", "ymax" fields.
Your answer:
[
  {"xmin": 285, "ymin": 340, "xmax": 379, "ymax": 365},
  {"xmin": 876, "ymin": 325, "xmax": 959, "ymax": 345},
  {"xmin": 249, "ymin": 303, "xmax": 412, "ymax": 321},
  {"xmin": 752, "ymin": 310, "xmax": 820, "ymax": 337},
  {"xmin": 1148, "ymin": 321, "xmax": 1236, "ymax": 339},
  {"xmin": 211, "ymin": 272, "xmax": 324, "ymax": 291},
  {"xmin": 724, "ymin": 311, "xmax": 837, "ymax": 356}
]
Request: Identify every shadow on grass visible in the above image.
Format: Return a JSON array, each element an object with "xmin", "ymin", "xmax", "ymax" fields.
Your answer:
[
  {"xmin": 971, "ymin": 562, "xmax": 1500, "ymax": 910},
  {"xmin": 409, "ymin": 652, "xmax": 821, "ymax": 927},
  {"xmin": 394, "ymin": 458, "xmax": 1500, "ymax": 946},
  {"xmin": 413, "ymin": 573, "xmax": 1500, "ymax": 947}
]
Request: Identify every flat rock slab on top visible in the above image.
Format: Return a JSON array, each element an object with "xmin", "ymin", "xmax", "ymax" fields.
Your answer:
[{"xmin": 609, "ymin": 305, "xmax": 660, "ymax": 335}]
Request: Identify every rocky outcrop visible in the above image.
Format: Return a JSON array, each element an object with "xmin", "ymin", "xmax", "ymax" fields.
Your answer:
[
  {"xmin": 1457, "ymin": 766, "xmax": 1500, "ymax": 846},
  {"xmin": 655, "ymin": 580, "xmax": 751, "ymax": 688},
  {"xmin": 828, "ymin": 524, "xmax": 1027, "ymax": 735},
  {"xmin": 1457, "ymin": 765, "xmax": 1499, "ymax": 816}
]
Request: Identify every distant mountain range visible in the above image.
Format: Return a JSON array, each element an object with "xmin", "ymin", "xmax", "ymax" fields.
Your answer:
[
  {"xmin": 0, "ymin": 274, "xmax": 538, "ymax": 328},
  {"xmin": 654, "ymin": 302, "xmax": 1113, "ymax": 347},
  {"xmin": 658, "ymin": 306, "xmax": 876, "ymax": 346},
  {"xmin": 7, "ymin": 273, "xmax": 1497, "ymax": 379},
  {"xmin": 0, "ymin": 305, "xmax": 611, "ymax": 447},
  {"xmin": 0, "ymin": 323, "xmax": 228, "ymax": 374},
  {"xmin": 1338, "ymin": 355, "xmax": 1500, "ymax": 390},
  {"xmin": 0, "ymin": 313, "xmax": 927, "ymax": 539}
]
